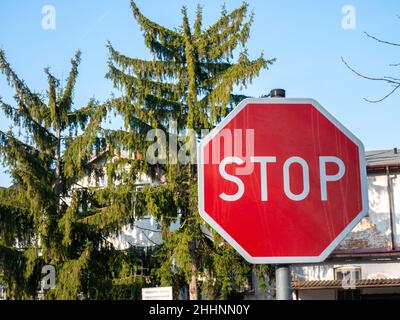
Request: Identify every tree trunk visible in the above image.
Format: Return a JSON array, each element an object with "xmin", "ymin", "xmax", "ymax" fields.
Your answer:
[
  {"xmin": 189, "ymin": 263, "xmax": 198, "ymax": 300},
  {"xmin": 188, "ymin": 228, "xmax": 199, "ymax": 300},
  {"xmin": 54, "ymin": 126, "xmax": 61, "ymax": 196},
  {"xmin": 56, "ymin": 127, "xmax": 61, "ymax": 177}
]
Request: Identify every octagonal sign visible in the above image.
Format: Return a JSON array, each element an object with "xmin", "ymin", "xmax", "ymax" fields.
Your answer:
[{"xmin": 198, "ymin": 98, "xmax": 368, "ymax": 264}]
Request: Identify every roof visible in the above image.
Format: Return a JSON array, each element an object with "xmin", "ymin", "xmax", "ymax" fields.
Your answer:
[
  {"xmin": 366, "ymin": 148, "xmax": 400, "ymax": 169},
  {"xmin": 292, "ymin": 278, "xmax": 400, "ymax": 290}
]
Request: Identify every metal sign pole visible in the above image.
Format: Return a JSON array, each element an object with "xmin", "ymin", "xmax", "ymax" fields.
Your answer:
[
  {"xmin": 270, "ymin": 88, "xmax": 292, "ymax": 301},
  {"xmin": 276, "ymin": 265, "xmax": 292, "ymax": 300}
]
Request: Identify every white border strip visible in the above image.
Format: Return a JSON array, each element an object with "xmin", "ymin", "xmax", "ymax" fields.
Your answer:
[{"xmin": 197, "ymin": 98, "xmax": 369, "ymax": 264}]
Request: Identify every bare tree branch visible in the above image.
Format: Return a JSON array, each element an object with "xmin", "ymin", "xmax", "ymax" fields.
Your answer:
[
  {"xmin": 342, "ymin": 18, "xmax": 400, "ymax": 103},
  {"xmin": 341, "ymin": 57, "xmax": 400, "ymax": 102},
  {"xmin": 384, "ymin": 76, "xmax": 400, "ymax": 81},
  {"xmin": 341, "ymin": 57, "xmax": 400, "ymax": 84},
  {"xmin": 364, "ymin": 84, "xmax": 400, "ymax": 103},
  {"xmin": 364, "ymin": 31, "xmax": 400, "ymax": 47}
]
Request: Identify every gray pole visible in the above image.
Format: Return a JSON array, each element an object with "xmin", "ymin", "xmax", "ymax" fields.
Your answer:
[
  {"xmin": 270, "ymin": 88, "xmax": 292, "ymax": 301},
  {"xmin": 276, "ymin": 265, "xmax": 292, "ymax": 300}
]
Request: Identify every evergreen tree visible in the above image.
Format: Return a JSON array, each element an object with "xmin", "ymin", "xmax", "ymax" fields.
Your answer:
[
  {"xmin": 0, "ymin": 50, "xmax": 156, "ymax": 299},
  {"xmin": 107, "ymin": 1, "xmax": 274, "ymax": 299}
]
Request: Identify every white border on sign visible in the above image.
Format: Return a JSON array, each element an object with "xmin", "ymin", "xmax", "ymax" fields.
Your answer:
[{"xmin": 197, "ymin": 98, "xmax": 369, "ymax": 264}]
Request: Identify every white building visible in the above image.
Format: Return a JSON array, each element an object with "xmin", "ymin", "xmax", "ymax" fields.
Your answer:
[
  {"xmin": 67, "ymin": 147, "xmax": 400, "ymax": 300},
  {"xmin": 2, "ymin": 149, "xmax": 399, "ymax": 300},
  {"xmin": 291, "ymin": 149, "xmax": 400, "ymax": 300}
]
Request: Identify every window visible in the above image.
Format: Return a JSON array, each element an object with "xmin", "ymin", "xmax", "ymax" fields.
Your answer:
[
  {"xmin": 337, "ymin": 289, "xmax": 362, "ymax": 300},
  {"xmin": 334, "ymin": 266, "xmax": 361, "ymax": 282},
  {"xmin": 335, "ymin": 267, "xmax": 362, "ymax": 300}
]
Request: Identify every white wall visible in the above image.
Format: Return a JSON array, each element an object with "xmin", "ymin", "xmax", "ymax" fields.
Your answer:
[
  {"xmin": 392, "ymin": 173, "xmax": 400, "ymax": 248},
  {"xmin": 109, "ymin": 216, "xmax": 181, "ymax": 249},
  {"xmin": 72, "ymin": 154, "xmax": 169, "ymax": 248},
  {"xmin": 293, "ymin": 261, "xmax": 400, "ymax": 281},
  {"xmin": 337, "ymin": 173, "xmax": 395, "ymax": 251}
]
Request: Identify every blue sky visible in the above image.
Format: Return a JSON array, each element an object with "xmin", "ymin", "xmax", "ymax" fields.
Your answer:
[{"xmin": 0, "ymin": 0, "xmax": 399, "ymax": 187}]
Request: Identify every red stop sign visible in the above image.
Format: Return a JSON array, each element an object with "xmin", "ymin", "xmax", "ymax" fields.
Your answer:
[{"xmin": 198, "ymin": 99, "xmax": 368, "ymax": 264}]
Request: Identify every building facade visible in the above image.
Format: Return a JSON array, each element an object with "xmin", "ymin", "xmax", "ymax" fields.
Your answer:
[
  {"xmin": 1, "ymin": 149, "xmax": 399, "ymax": 300},
  {"xmin": 107, "ymin": 148, "xmax": 400, "ymax": 300},
  {"xmin": 291, "ymin": 149, "xmax": 400, "ymax": 300}
]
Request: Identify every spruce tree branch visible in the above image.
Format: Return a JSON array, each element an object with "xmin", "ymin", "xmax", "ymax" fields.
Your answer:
[
  {"xmin": 104, "ymin": 97, "xmax": 168, "ymax": 134},
  {"xmin": 0, "ymin": 131, "xmax": 53, "ymax": 199},
  {"xmin": 107, "ymin": 42, "xmax": 183, "ymax": 80},
  {"xmin": 198, "ymin": 61, "xmax": 233, "ymax": 78},
  {"xmin": 0, "ymin": 130, "xmax": 54, "ymax": 161},
  {"xmin": 0, "ymin": 99, "xmax": 57, "ymax": 143},
  {"xmin": 0, "ymin": 49, "xmax": 46, "ymax": 111},
  {"xmin": 107, "ymin": 64, "xmax": 182, "ymax": 100},
  {"xmin": 194, "ymin": 4, "xmax": 203, "ymax": 38},
  {"xmin": 129, "ymin": 1, "xmax": 183, "ymax": 60},
  {"xmin": 0, "ymin": 244, "xmax": 24, "ymax": 260},
  {"xmin": 44, "ymin": 67, "xmax": 59, "ymax": 128},
  {"xmin": 77, "ymin": 206, "xmax": 127, "ymax": 232},
  {"xmin": 67, "ymin": 99, "xmax": 98, "ymax": 131},
  {"xmin": 60, "ymin": 51, "xmax": 81, "ymax": 115},
  {"xmin": 202, "ymin": 54, "xmax": 271, "ymax": 123},
  {"xmin": 203, "ymin": 2, "xmax": 248, "ymax": 39},
  {"xmin": 130, "ymin": 0, "xmax": 181, "ymax": 39},
  {"xmin": 63, "ymin": 102, "xmax": 106, "ymax": 178},
  {"xmin": 199, "ymin": 2, "xmax": 251, "ymax": 60}
]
